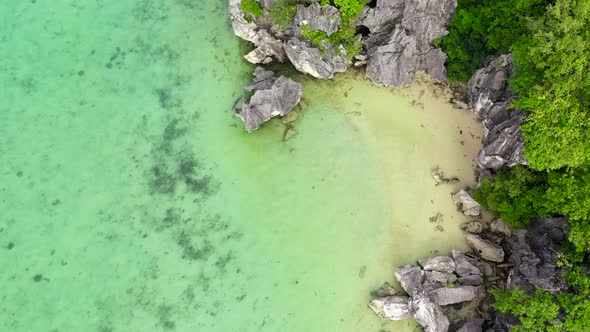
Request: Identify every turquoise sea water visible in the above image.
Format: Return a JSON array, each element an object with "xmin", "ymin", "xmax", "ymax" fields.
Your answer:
[{"xmin": 1, "ymin": 1, "xmax": 482, "ymax": 331}]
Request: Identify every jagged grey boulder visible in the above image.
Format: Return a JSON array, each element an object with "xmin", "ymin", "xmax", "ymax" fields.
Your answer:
[
  {"xmin": 234, "ymin": 68, "xmax": 303, "ymax": 132},
  {"xmin": 507, "ymin": 217, "xmax": 568, "ymax": 293},
  {"xmin": 418, "ymin": 256, "xmax": 456, "ymax": 274},
  {"xmin": 368, "ymin": 296, "xmax": 413, "ymax": 320},
  {"xmin": 457, "ymin": 319, "xmax": 484, "ymax": 332},
  {"xmin": 364, "ymin": 0, "xmax": 456, "ymax": 87},
  {"xmin": 453, "ymin": 189, "xmax": 481, "ymax": 216},
  {"xmin": 395, "ymin": 265, "xmax": 424, "ymax": 296},
  {"xmin": 284, "ymin": 38, "xmax": 347, "ymax": 79},
  {"xmin": 293, "ymin": 2, "xmax": 341, "ymax": 36},
  {"xmin": 228, "ymin": 0, "xmax": 260, "ymax": 42},
  {"xmin": 425, "ymin": 271, "xmax": 458, "ymax": 284},
  {"xmin": 452, "ymin": 250, "xmax": 484, "ymax": 276},
  {"xmin": 491, "ymin": 219, "xmax": 512, "ymax": 237},
  {"xmin": 229, "ymin": 0, "xmax": 285, "ymax": 64},
  {"xmin": 244, "ymin": 31, "xmax": 286, "ymax": 64},
  {"xmin": 468, "ymin": 54, "xmax": 528, "ymax": 170},
  {"xmin": 458, "ymin": 274, "xmax": 483, "ymax": 286},
  {"xmin": 428, "ymin": 286, "xmax": 480, "ymax": 306},
  {"xmin": 413, "ymin": 296, "xmax": 450, "ymax": 332},
  {"xmin": 465, "ymin": 234, "xmax": 505, "ymax": 262}
]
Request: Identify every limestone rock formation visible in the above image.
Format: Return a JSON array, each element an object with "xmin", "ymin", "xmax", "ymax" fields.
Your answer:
[
  {"xmin": 413, "ymin": 296, "xmax": 450, "ymax": 332},
  {"xmin": 452, "ymin": 250, "xmax": 484, "ymax": 277},
  {"xmin": 506, "ymin": 217, "xmax": 568, "ymax": 293},
  {"xmin": 395, "ymin": 265, "xmax": 424, "ymax": 297},
  {"xmin": 467, "ymin": 54, "xmax": 528, "ymax": 170},
  {"xmin": 284, "ymin": 38, "xmax": 347, "ymax": 79},
  {"xmin": 363, "ymin": 0, "xmax": 456, "ymax": 87},
  {"xmin": 428, "ymin": 286, "xmax": 481, "ymax": 306},
  {"xmin": 293, "ymin": 2, "xmax": 341, "ymax": 36},
  {"xmin": 233, "ymin": 67, "xmax": 303, "ymax": 132},
  {"xmin": 368, "ymin": 296, "xmax": 413, "ymax": 320},
  {"xmin": 372, "ymin": 253, "xmax": 485, "ymax": 332},
  {"xmin": 457, "ymin": 319, "xmax": 484, "ymax": 332},
  {"xmin": 418, "ymin": 256, "xmax": 456, "ymax": 274},
  {"xmin": 465, "ymin": 234, "xmax": 505, "ymax": 263},
  {"xmin": 453, "ymin": 189, "xmax": 481, "ymax": 216},
  {"xmin": 490, "ymin": 219, "xmax": 511, "ymax": 237},
  {"xmin": 229, "ymin": 1, "xmax": 349, "ymax": 78}
]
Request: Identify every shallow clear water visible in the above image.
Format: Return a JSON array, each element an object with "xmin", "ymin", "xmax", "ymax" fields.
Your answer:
[{"xmin": 1, "ymin": 1, "xmax": 482, "ymax": 331}]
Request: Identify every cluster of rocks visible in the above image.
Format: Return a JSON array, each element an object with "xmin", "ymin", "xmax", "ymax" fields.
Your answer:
[
  {"xmin": 229, "ymin": 0, "xmax": 459, "ymax": 131},
  {"xmin": 466, "ymin": 54, "xmax": 528, "ymax": 172},
  {"xmin": 360, "ymin": 0, "xmax": 456, "ymax": 87},
  {"xmin": 369, "ymin": 253, "xmax": 486, "ymax": 332},
  {"xmin": 230, "ymin": 0, "xmax": 454, "ymax": 84},
  {"xmin": 233, "ymin": 67, "xmax": 303, "ymax": 133},
  {"xmin": 370, "ymin": 186, "xmax": 567, "ymax": 331},
  {"xmin": 229, "ymin": 0, "xmax": 349, "ymax": 80}
]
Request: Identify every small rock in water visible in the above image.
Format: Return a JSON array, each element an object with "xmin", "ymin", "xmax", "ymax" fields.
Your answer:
[
  {"xmin": 429, "ymin": 212, "xmax": 443, "ymax": 223},
  {"xmin": 283, "ymin": 127, "xmax": 296, "ymax": 141},
  {"xmin": 453, "ymin": 189, "xmax": 481, "ymax": 216},
  {"xmin": 461, "ymin": 221, "xmax": 483, "ymax": 234},
  {"xmin": 359, "ymin": 265, "xmax": 367, "ymax": 279},
  {"xmin": 234, "ymin": 67, "xmax": 303, "ymax": 132},
  {"xmin": 368, "ymin": 296, "xmax": 413, "ymax": 320},
  {"xmin": 281, "ymin": 110, "xmax": 298, "ymax": 124},
  {"xmin": 431, "ymin": 166, "xmax": 459, "ymax": 186},
  {"xmin": 434, "ymin": 225, "xmax": 444, "ymax": 232},
  {"xmin": 372, "ymin": 282, "xmax": 398, "ymax": 297}
]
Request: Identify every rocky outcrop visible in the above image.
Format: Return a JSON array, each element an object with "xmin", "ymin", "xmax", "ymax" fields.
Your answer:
[
  {"xmin": 505, "ymin": 217, "xmax": 568, "ymax": 294},
  {"xmin": 233, "ymin": 67, "xmax": 303, "ymax": 132},
  {"xmin": 465, "ymin": 233, "xmax": 505, "ymax": 263},
  {"xmin": 368, "ymin": 296, "xmax": 413, "ymax": 320},
  {"xmin": 452, "ymin": 250, "xmax": 484, "ymax": 277},
  {"xmin": 490, "ymin": 219, "xmax": 511, "ymax": 237},
  {"xmin": 453, "ymin": 189, "xmax": 481, "ymax": 216},
  {"xmin": 431, "ymin": 166, "xmax": 459, "ymax": 186},
  {"xmin": 293, "ymin": 2, "xmax": 341, "ymax": 36},
  {"xmin": 371, "ymin": 252, "xmax": 485, "ymax": 332},
  {"xmin": 229, "ymin": 1, "xmax": 349, "ymax": 79},
  {"xmin": 362, "ymin": 0, "xmax": 456, "ymax": 87},
  {"xmin": 428, "ymin": 286, "xmax": 481, "ymax": 306},
  {"xmin": 419, "ymin": 256, "xmax": 456, "ymax": 274},
  {"xmin": 284, "ymin": 38, "xmax": 348, "ymax": 79},
  {"xmin": 229, "ymin": 0, "xmax": 286, "ymax": 64},
  {"xmin": 467, "ymin": 54, "xmax": 528, "ymax": 170},
  {"xmin": 457, "ymin": 319, "xmax": 484, "ymax": 332}
]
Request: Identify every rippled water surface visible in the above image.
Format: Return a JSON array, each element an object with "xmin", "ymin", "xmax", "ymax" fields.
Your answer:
[{"xmin": 1, "ymin": 1, "xmax": 482, "ymax": 331}]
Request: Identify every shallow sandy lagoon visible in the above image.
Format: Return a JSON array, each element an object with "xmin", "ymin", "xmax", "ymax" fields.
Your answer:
[{"xmin": 1, "ymin": 1, "xmax": 481, "ymax": 331}]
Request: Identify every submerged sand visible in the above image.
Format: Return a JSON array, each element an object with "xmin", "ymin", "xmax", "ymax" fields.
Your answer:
[{"xmin": 1, "ymin": 1, "xmax": 482, "ymax": 331}]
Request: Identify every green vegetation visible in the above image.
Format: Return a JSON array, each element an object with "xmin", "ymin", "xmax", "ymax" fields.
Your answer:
[
  {"xmin": 511, "ymin": 0, "xmax": 590, "ymax": 170},
  {"xmin": 439, "ymin": 0, "xmax": 551, "ymax": 82},
  {"xmin": 453, "ymin": 1, "xmax": 590, "ymax": 327},
  {"xmin": 300, "ymin": 0, "xmax": 368, "ymax": 59},
  {"xmin": 474, "ymin": 166, "xmax": 590, "ymax": 251},
  {"xmin": 240, "ymin": 0, "xmax": 263, "ymax": 17},
  {"xmin": 441, "ymin": 0, "xmax": 590, "ymax": 169},
  {"xmin": 269, "ymin": 0, "xmax": 300, "ymax": 31}
]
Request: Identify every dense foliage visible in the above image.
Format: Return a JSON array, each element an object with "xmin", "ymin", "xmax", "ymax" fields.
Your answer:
[
  {"xmin": 269, "ymin": 0, "xmax": 300, "ymax": 30},
  {"xmin": 240, "ymin": 0, "xmax": 263, "ymax": 17},
  {"xmin": 511, "ymin": 0, "xmax": 590, "ymax": 169},
  {"xmin": 439, "ymin": 0, "xmax": 551, "ymax": 82}
]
